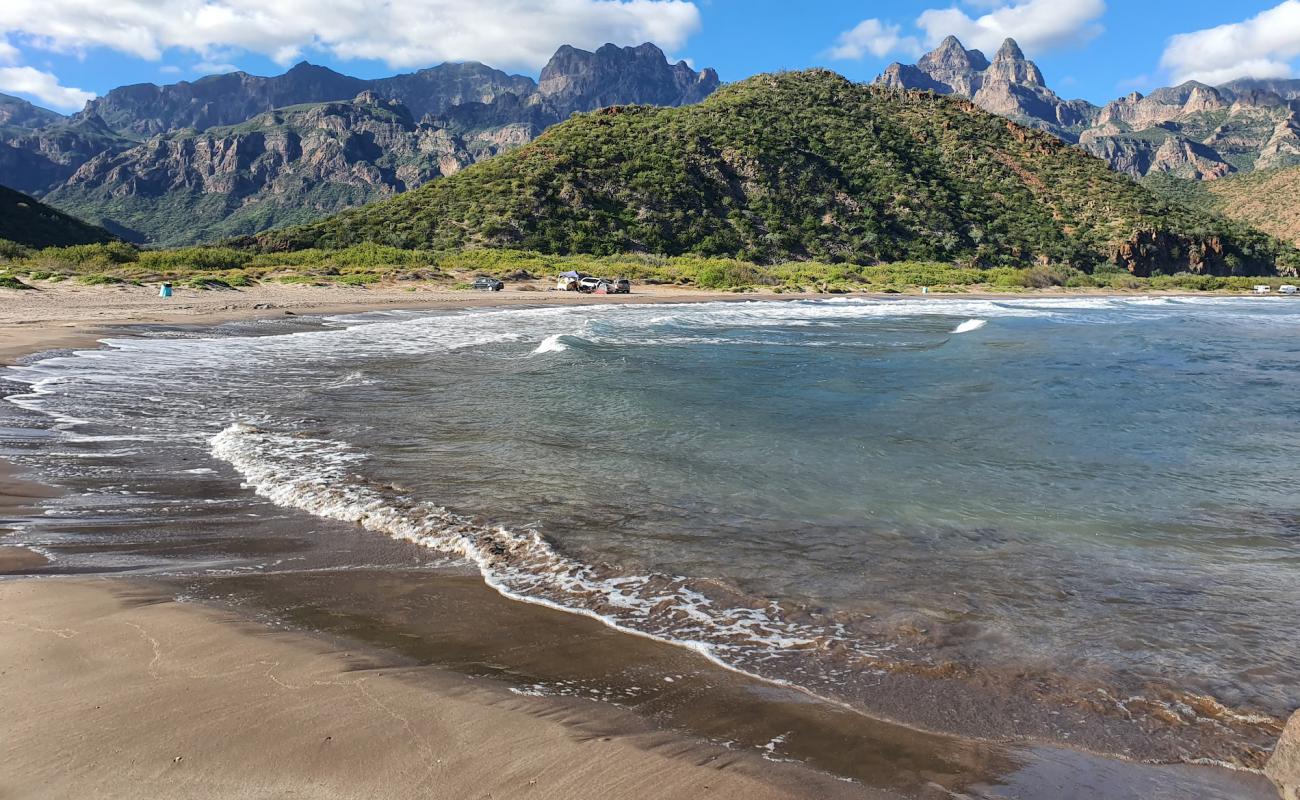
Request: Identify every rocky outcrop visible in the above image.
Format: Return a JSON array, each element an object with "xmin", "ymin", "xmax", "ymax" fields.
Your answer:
[
  {"xmin": 536, "ymin": 42, "xmax": 719, "ymax": 117},
  {"xmin": 1110, "ymin": 229, "xmax": 1273, "ymax": 276},
  {"xmin": 75, "ymin": 42, "xmax": 717, "ymax": 141},
  {"xmin": 877, "ymin": 37, "xmax": 1096, "ymax": 139},
  {"xmin": 0, "ymin": 93, "xmax": 64, "ymax": 129},
  {"xmin": 0, "ymin": 114, "xmax": 134, "ymax": 195},
  {"xmin": 1268, "ymin": 711, "xmax": 1300, "ymax": 800},
  {"xmin": 1256, "ymin": 113, "xmax": 1300, "ymax": 171},
  {"xmin": 876, "ymin": 38, "xmax": 1300, "ymax": 179},
  {"xmin": 11, "ymin": 42, "xmax": 721, "ymax": 243},
  {"xmin": 45, "ymin": 93, "xmax": 521, "ymax": 245}
]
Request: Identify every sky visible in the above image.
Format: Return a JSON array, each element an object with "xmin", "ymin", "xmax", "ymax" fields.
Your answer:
[{"xmin": 2, "ymin": 0, "xmax": 1299, "ymax": 113}]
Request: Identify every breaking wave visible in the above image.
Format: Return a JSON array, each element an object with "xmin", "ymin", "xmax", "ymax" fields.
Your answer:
[
  {"xmin": 209, "ymin": 422, "xmax": 878, "ymax": 682},
  {"xmin": 952, "ymin": 319, "xmax": 987, "ymax": 334}
]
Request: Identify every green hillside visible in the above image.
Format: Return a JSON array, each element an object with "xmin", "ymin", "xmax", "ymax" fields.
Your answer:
[
  {"xmin": 0, "ymin": 184, "xmax": 117, "ymax": 248},
  {"xmin": 1143, "ymin": 168, "xmax": 1300, "ymax": 248},
  {"xmin": 247, "ymin": 70, "xmax": 1296, "ymax": 276}
]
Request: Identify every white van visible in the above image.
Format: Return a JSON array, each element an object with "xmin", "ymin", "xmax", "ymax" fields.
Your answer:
[
  {"xmin": 1254, "ymin": 285, "xmax": 1271, "ymax": 294},
  {"xmin": 1280, "ymin": 284, "xmax": 1297, "ymax": 295}
]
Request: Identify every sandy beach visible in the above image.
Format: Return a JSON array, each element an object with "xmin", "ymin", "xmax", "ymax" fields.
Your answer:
[
  {"xmin": 0, "ymin": 578, "xmax": 879, "ymax": 800},
  {"xmin": 0, "ymin": 282, "xmax": 888, "ymax": 800},
  {"xmin": 1, "ymin": 282, "xmax": 1289, "ymax": 800}
]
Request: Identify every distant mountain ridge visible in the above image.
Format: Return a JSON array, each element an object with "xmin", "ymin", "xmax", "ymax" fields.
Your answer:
[
  {"xmin": 0, "ymin": 42, "xmax": 720, "ymax": 244},
  {"xmin": 876, "ymin": 37, "xmax": 1300, "ymax": 180},
  {"xmin": 247, "ymin": 70, "xmax": 1296, "ymax": 278}
]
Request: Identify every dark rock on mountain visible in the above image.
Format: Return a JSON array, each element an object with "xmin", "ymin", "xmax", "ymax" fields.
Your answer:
[
  {"xmin": 876, "ymin": 37, "xmax": 1300, "ymax": 179},
  {"xmin": 78, "ymin": 60, "xmax": 535, "ymax": 138},
  {"xmin": 0, "ymin": 114, "xmax": 134, "ymax": 195},
  {"xmin": 80, "ymin": 62, "xmax": 369, "ymax": 137},
  {"xmin": 0, "ymin": 183, "xmax": 115, "ymax": 247},
  {"xmin": 248, "ymin": 70, "xmax": 1292, "ymax": 277},
  {"xmin": 75, "ymin": 42, "xmax": 714, "ymax": 141},
  {"xmin": 537, "ymin": 42, "xmax": 719, "ymax": 116},
  {"xmin": 0, "ymin": 93, "xmax": 64, "ymax": 129},
  {"xmin": 46, "ymin": 93, "xmax": 537, "ymax": 246},
  {"xmin": 28, "ymin": 42, "xmax": 721, "ymax": 244},
  {"xmin": 432, "ymin": 42, "xmax": 718, "ymax": 133}
]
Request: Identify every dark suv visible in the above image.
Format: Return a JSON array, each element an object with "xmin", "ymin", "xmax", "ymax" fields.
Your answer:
[{"xmin": 472, "ymin": 276, "xmax": 504, "ymax": 291}]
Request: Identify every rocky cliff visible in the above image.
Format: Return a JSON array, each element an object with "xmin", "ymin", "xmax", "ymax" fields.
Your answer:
[
  {"xmin": 45, "ymin": 93, "xmax": 530, "ymax": 245},
  {"xmin": 4, "ymin": 42, "xmax": 720, "ymax": 245},
  {"xmin": 876, "ymin": 37, "xmax": 1300, "ymax": 180}
]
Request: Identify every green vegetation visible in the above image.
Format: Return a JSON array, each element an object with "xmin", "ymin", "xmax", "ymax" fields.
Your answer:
[
  {"xmin": 2, "ymin": 240, "xmax": 1293, "ymax": 295},
  {"xmin": 0, "ymin": 274, "xmax": 34, "ymax": 290},
  {"xmin": 245, "ymin": 70, "xmax": 1298, "ymax": 277},
  {"xmin": 0, "ymin": 184, "xmax": 117, "ymax": 248},
  {"xmin": 1143, "ymin": 168, "xmax": 1300, "ymax": 248}
]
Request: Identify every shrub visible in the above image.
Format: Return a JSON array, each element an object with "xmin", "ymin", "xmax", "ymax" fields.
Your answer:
[
  {"xmin": 76, "ymin": 274, "xmax": 126, "ymax": 285},
  {"xmin": 139, "ymin": 247, "xmax": 250, "ymax": 272},
  {"xmin": 1022, "ymin": 265, "xmax": 1070, "ymax": 288},
  {"xmin": 0, "ymin": 274, "xmax": 34, "ymax": 290},
  {"xmin": 0, "ymin": 239, "xmax": 31, "ymax": 261}
]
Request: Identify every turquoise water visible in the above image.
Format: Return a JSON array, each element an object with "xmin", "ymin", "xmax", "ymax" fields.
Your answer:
[{"xmin": 9, "ymin": 296, "xmax": 1300, "ymax": 765}]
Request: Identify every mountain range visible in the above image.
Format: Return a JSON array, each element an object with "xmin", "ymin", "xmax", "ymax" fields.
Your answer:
[
  {"xmin": 246, "ymin": 70, "xmax": 1292, "ymax": 278},
  {"xmin": 876, "ymin": 36, "xmax": 1300, "ymax": 180},
  {"xmin": 0, "ymin": 43, "xmax": 719, "ymax": 245}
]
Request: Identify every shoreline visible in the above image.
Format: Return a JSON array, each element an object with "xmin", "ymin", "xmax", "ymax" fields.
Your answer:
[{"xmin": 1, "ymin": 284, "xmax": 1288, "ymax": 799}]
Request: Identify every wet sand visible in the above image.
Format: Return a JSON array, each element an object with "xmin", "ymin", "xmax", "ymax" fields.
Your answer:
[
  {"xmin": 0, "ymin": 578, "xmax": 874, "ymax": 800},
  {"xmin": 0, "ymin": 285, "xmax": 1286, "ymax": 799}
]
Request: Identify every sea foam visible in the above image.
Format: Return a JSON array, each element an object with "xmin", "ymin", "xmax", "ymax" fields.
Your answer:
[{"xmin": 209, "ymin": 423, "xmax": 879, "ymax": 682}]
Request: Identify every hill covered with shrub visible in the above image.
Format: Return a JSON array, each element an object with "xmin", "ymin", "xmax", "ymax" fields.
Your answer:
[
  {"xmin": 247, "ymin": 70, "xmax": 1298, "ymax": 277},
  {"xmin": 0, "ymin": 184, "xmax": 116, "ymax": 248}
]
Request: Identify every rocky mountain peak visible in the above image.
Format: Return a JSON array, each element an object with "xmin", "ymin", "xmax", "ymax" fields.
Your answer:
[
  {"xmin": 986, "ymin": 37, "xmax": 1045, "ymax": 87},
  {"xmin": 536, "ymin": 41, "xmax": 720, "ymax": 115},
  {"xmin": 918, "ymin": 35, "xmax": 989, "ymax": 74},
  {"xmin": 994, "ymin": 38, "xmax": 1026, "ymax": 61}
]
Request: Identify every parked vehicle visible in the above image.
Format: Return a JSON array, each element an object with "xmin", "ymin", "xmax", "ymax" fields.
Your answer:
[
  {"xmin": 1254, "ymin": 284, "xmax": 1271, "ymax": 294},
  {"xmin": 556, "ymin": 270, "xmax": 585, "ymax": 291},
  {"xmin": 577, "ymin": 276, "xmax": 605, "ymax": 293},
  {"xmin": 473, "ymin": 276, "xmax": 504, "ymax": 291},
  {"xmin": 612, "ymin": 278, "xmax": 631, "ymax": 294},
  {"xmin": 1280, "ymin": 284, "xmax": 1297, "ymax": 295}
]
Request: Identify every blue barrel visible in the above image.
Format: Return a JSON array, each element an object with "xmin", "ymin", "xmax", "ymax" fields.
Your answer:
[{"xmin": 159, "ymin": 283, "xmax": 173, "ymax": 298}]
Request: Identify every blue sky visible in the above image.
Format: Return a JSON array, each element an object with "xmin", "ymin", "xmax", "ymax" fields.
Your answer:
[{"xmin": 2, "ymin": 1, "xmax": 1298, "ymax": 113}]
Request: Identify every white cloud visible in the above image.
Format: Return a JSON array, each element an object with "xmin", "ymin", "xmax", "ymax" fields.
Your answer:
[
  {"xmin": 827, "ymin": 19, "xmax": 922, "ymax": 60},
  {"xmin": 0, "ymin": 39, "xmax": 20, "ymax": 65},
  {"xmin": 1160, "ymin": 1, "xmax": 1300, "ymax": 85},
  {"xmin": 194, "ymin": 61, "xmax": 240, "ymax": 75},
  {"xmin": 0, "ymin": 0, "xmax": 703, "ymax": 71},
  {"xmin": 916, "ymin": 0, "xmax": 1106, "ymax": 56},
  {"xmin": 0, "ymin": 66, "xmax": 94, "ymax": 110}
]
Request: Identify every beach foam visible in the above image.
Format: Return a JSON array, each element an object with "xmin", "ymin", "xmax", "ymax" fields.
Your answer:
[
  {"xmin": 533, "ymin": 334, "xmax": 569, "ymax": 354},
  {"xmin": 210, "ymin": 422, "xmax": 879, "ymax": 682}
]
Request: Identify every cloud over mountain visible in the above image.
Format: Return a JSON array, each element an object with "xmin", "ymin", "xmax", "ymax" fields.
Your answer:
[
  {"xmin": 1160, "ymin": 0, "xmax": 1300, "ymax": 84},
  {"xmin": 0, "ymin": 0, "xmax": 702, "ymax": 71},
  {"xmin": 830, "ymin": 0, "xmax": 1105, "ymax": 62}
]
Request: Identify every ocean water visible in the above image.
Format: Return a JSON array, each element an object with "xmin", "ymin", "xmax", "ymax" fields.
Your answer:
[{"xmin": 6, "ymin": 296, "xmax": 1300, "ymax": 769}]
